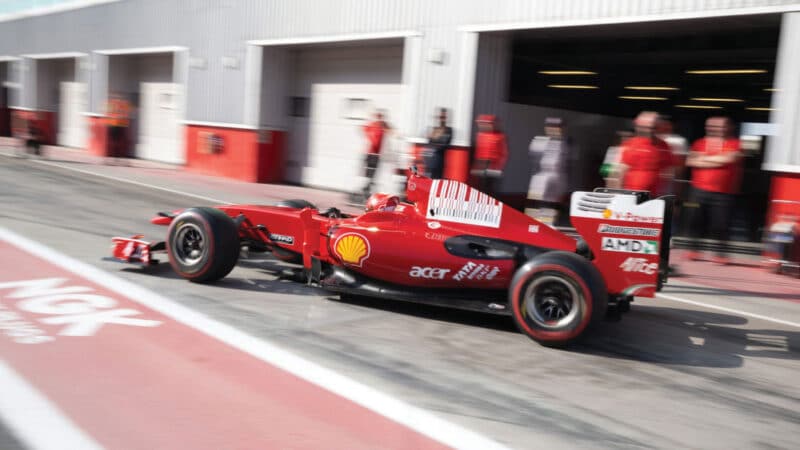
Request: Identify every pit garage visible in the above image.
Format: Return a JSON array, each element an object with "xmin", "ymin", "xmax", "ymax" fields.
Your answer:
[
  {"xmin": 105, "ymin": 50, "xmax": 184, "ymax": 164},
  {"xmin": 28, "ymin": 54, "xmax": 87, "ymax": 147},
  {"xmin": 0, "ymin": 59, "xmax": 17, "ymax": 137},
  {"xmin": 258, "ymin": 38, "xmax": 406, "ymax": 192},
  {"xmin": 472, "ymin": 14, "xmax": 781, "ymax": 240}
]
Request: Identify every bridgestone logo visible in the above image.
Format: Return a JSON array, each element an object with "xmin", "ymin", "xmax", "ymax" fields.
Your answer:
[{"xmin": 598, "ymin": 224, "xmax": 660, "ymax": 237}]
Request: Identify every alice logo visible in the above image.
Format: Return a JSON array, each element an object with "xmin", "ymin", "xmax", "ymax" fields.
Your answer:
[{"xmin": 334, "ymin": 233, "xmax": 371, "ymax": 267}]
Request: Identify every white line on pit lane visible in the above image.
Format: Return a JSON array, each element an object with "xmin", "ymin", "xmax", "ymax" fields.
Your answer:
[
  {"xmin": 656, "ymin": 293, "xmax": 800, "ymax": 329},
  {"xmin": 0, "ymin": 360, "xmax": 104, "ymax": 450},
  {"xmin": 0, "ymin": 227, "xmax": 510, "ymax": 450},
  {"xmin": 29, "ymin": 157, "xmax": 232, "ymax": 205}
]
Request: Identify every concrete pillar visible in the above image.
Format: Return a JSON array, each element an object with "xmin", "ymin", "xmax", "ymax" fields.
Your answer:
[
  {"xmin": 765, "ymin": 12, "xmax": 800, "ymax": 171},
  {"xmin": 90, "ymin": 52, "xmax": 108, "ymax": 115}
]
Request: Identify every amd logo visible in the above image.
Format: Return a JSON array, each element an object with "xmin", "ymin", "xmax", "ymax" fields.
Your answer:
[
  {"xmin": 601, "ymin": 237, "xmax": 658, "ymax": 254},
  {"xmin": 409, "ymin": 266, "xmax": 451, "ymax": 279}
]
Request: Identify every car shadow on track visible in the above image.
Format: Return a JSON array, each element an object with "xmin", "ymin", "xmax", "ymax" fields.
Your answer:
[
  {"xmin": 330, "ymin": 294, "xmax": 800, "ymax": 368},
  {"xmin": 579, "ymin": 306, "xmax": 800, "ymax": 368},
  {"xmin": 119, "ymin": 258, "xmax": 800, "ymax": 368},
  {"xmin": 330, "ymin": 292, "xmax": 519, "ymax": 334}
]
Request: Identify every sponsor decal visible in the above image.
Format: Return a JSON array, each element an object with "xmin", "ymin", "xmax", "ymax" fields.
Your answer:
[
  {"xmin": 427, "ymin": 221, "xmax": 441, "ymax": 229},
  {"xmin": 269, "ymin": 233, "xmax": 294, "ymax": 245},
  {"xmin": 426, "ymin": 179, "xmax": 502, "ymax": 228},
  {"xmin": 117, "ymin": 239, "xmax": 150, "ymax": 264},
  {"xmin": 424, "ymin": 232, "xmax": 447, "ymax": 242},
  {"xmin": 409, "ymin": 266, "xmax": 451, "ymax": 279},
  {"xmin": 597, "ymin": 224, "xmax": 660, "ymax": 237},
  {"xmin": 408, "ymin": 181, "xmax": 416, "ymax": 191},
  {"xmin": 602, "ymin": 237, "xmax": 659, "ymax": 254},
  {"xmin": 603, "ymin": 209, "xmax": 663, "ymax": 224},
  {"xmin": 0, "ymin": 277, "xmax": 162, "ymax": 344},
  {"xmin": 528, "ymin": 224, "xmax": 539, "ymax": 233},
  {"xmin": 453, "ymin": 262, "xmax": 500, "ymax": 281},
  {"xmin": 333, "ymin": 233, "xmax": 371, "ymax": 267},
  {"xmin": 619, "ymin": 257, "xmax": 659, "ymax": 275}
]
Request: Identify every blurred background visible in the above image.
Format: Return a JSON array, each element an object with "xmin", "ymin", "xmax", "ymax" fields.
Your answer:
[{"xmin": 0, "ymin": 0, "xmax": 799, "ymax": 251}]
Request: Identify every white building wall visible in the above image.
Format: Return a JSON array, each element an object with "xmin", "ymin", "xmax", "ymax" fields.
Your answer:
[
  {"xmin": 766, "ymin": 11, "xmax": 800, "ymax": 171},
  {"xmin": 0, "ymin": 0, "xmax": 798, "ymax": 166}
]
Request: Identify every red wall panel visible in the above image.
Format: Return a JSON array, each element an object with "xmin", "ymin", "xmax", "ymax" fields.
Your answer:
[{"xmin": 185, "ymin": 125, "xmax": 286, "ymax": 183}]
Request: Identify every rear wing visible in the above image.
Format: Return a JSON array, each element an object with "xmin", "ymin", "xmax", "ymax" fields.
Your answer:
[{"xmin": 570, "ymin": 189, "xmax": 674, "ymax": 298}]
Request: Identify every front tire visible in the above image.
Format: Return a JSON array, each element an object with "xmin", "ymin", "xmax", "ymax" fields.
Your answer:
[
  {"xmin": 167, "ymin": 207, "xmax": 240, "ymax": 283},
  {"xmin": 509, "ymin": 251, "xmax": 607, "ymax": 347}
]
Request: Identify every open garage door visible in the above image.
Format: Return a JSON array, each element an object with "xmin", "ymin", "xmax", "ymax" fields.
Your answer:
[
  {"xmin": 282, "ymin": 42, "xmax": 405, "ymax": 192},
  {"xmin": 107, "ymin": 51, "xmax": 184, "ymax": 164},
  {"xmin": 473, "ymin": 14, "xmax": 780, "ymax": 239},
  {"xmin": 33, "ymin": 56, "xmax": 85, "ymax": 146}
]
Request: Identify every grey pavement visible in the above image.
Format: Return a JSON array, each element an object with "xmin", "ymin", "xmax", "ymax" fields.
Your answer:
[{"xmin": 1, "ymin": 153, "xmax": 800, "ymax": 449}]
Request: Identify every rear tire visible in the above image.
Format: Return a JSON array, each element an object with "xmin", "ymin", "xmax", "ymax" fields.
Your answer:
[
  {"xmin": 509, "ymin": 251, "xmax": 607, "ymax": 347},
  {"xmin": 167, "ymin": 207, "xmax": 240, "ymax": 283}
]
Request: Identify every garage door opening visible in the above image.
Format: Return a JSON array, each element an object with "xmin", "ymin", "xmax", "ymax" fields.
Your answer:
[
  {"xmin": 33, "ymin": 56, "xmax": 86, "ymax": 147},
  {"xmin": 258, "ymin": 38, "xmax": 405, "ymax": 192},
  {"xmin": 508, "ymin": 15, "xmax": 779, "ymax": 140},
  {"xmin": 107, "ymin": 51, "xmax": 184, "ymax": 164},
  {"xmin": 474, "ymin": 14, "xmax": 781, "ymax": 241},
  {"xmin": 0, "ymin": 61, "xmax": 14, "ymax": 137}
]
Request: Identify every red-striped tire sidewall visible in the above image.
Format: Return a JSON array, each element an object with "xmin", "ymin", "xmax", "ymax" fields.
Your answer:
[{"xmin": 510, "ymin": 263, "xmax": 593, "ymax": 344}]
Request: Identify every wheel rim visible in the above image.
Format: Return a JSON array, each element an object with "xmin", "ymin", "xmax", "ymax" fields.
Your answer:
[
  {"xmin": 522, "ymin": 274, "xmax": 581, "ymax": 329},
  {"xmin": 174, "ymin": 223, "xmax": 205, "ymax": 266}
]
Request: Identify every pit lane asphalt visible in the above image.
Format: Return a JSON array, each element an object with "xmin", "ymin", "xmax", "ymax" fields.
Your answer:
[{"xmin": 2, "ymin": 155, "xmax": 799, "ymax": 449}]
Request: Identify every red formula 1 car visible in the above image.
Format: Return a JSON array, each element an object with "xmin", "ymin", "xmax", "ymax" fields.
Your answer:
[{"xmin": 111, "ymin": 171, "xmax": 672, "ymax": 347}]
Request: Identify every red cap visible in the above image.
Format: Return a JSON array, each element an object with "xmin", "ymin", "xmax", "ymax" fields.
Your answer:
[{"xmin": 476, "ymin": 114, "xmax": 496, "ymax": 123}]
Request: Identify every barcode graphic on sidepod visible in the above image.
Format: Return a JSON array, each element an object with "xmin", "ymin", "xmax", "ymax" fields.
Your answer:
[{"xmin": 426, "ymin": 179, "xmax": 502, "ymax": 228}]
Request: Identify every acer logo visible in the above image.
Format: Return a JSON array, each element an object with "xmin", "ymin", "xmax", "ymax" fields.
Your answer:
[
  {"xmin": 619, "ymin": 258, "xmax": 658, "ymax": 275},
  {"xmin": 409, "ymin": 266, "xmax": 451, "ymax": 279}
]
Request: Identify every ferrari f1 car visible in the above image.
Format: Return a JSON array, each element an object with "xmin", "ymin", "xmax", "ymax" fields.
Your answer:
[{"xmin": 112, "ymin": 171, "xmax": 672, "ymax": 347}]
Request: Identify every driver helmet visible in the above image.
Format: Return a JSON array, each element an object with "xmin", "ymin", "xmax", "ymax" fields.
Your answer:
[{"xmin": 365, "ymin": 193, "xmax": 400, "ymax": 212}]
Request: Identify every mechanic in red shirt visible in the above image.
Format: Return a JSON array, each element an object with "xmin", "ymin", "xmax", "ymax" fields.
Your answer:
[
  {"xmin": 617, "ymin": 111, "xmax": 673, "ymax": 197},
  {"xmin": 684, "ymin": 116, "xmax": 743, "ymax": 264},
  {"xmin": 355, "ymin": 110, "xmax": 392, "ymax": 201},
  {"xmin": 472, "ymin": 114, "xmax": 508, "ymax": 195}
]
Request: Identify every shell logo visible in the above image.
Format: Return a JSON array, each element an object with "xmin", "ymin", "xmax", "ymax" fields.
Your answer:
[
  {"xmin": 333, "ymin": 233, "xmax": 371, "ymax": 267},
  {"xmin": 603, "ymin": 209, "xmax": 612, "ymax": 219}
]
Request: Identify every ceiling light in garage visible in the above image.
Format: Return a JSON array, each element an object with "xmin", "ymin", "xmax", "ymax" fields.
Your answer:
[
  {"xmin": 764, "ymin": 88, "xmax": 780, "ymax": 92},
  {"xmin": 547, "ymin": 84, "xmax": 599, "ymax": 89},
  {"xmin": 690, "ymin": 97, "xmax": 744, "ymax": 102},
  {"xmin": 675, "ymin": 104, "xmax": 723, "ymax": 109},
  {"xmin": 539, "ymin": 70, "xmax": 596, "ymax": 75},
  {"xmin": 618, "ymin": 96, "xmax": 668, "ymax": 100},
  {"xmin": 685, "ymin": 69, "xmax": 766, "ymax": 74},
  {"xmin": 624, "ymin": 86, "xmax": 679, "ymax": 91},
  {"xmin": 746, "ymin": 107, "xmax": 776, "ymax": 111}
]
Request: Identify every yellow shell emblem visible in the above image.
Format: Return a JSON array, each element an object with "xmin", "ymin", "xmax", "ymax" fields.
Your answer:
[
  {"xmin": 603, "ymin": 209, "xmax": 612, "ymax": 219},
  {"xmin": 334, "ymin": 233, "xmax": 371, "ymax": 267}
]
